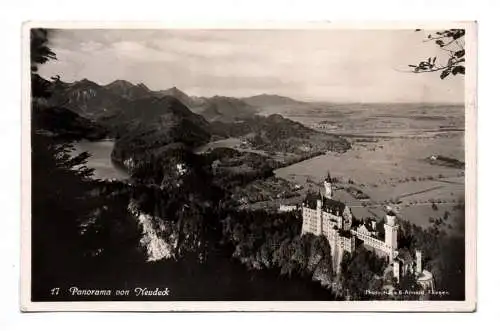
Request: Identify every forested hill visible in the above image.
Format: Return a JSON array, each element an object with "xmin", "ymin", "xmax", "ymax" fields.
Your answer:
[
  {"xmin": 109, "ymin": 96, "xmax": 211, "ymax": 166},
  {"xmin": 192, "ymin": 96, "xmax": 258, "ymax": 122},
  {"xmin": 210, "ymin": 114, "xmax": 351, "ymax": 155},
  {"xmin": 32, "ymin": 105, "xmax": 108, "ymax": 141},
  {"xmin": 153, "ymin": 86, "xmax": 193, "ymax": 108},
  {"xmin": 103, "ymin": 95, "xmax": 209, "ymax": 133},
  {"xmin": 241, "ymin": 93, "xmax": 305, "ymax": 108}
]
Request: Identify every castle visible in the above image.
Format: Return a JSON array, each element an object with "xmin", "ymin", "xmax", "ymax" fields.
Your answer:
[{"xmin": 301, "ymin": 173, "xmax": 433, "ymax": 289}]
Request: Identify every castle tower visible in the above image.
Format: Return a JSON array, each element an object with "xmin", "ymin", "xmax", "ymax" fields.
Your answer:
[
  {"xmin": 415, "ymin": 250, "xmax": 422, "ymax": 275},
  {"xmin": 384, "ymin": 210, "xmax": 399, "ymax": 261},
  {"xmin": 324, "ymin": 172, "xmax": 333, "ymax": 199},
  {"xmin": 316, "ymin": 195, "xmax": 323, "ymax": 236}
]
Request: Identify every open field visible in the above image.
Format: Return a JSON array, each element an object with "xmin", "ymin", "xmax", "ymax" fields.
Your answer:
[
  {"xmin": 274, "ymin": 134, "xmax": 464, "ymax": 229},
  {"xmin": 265, "ymin": 103, "xmax": 465, "ymax": 138},
  {"xmin": 271, "ymin": 102, "xmax": 465, "ymax": 229},
  {"xmin": 275, "ymin": 135, "xmax": 463, "ymax": 185}
]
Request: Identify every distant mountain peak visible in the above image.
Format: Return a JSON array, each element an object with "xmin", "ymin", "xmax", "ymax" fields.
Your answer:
[
  {"xmin": 197, "ymin": 95, "xmax": 257, "ymax": 122},
  {"xmin": 242, "ymin": 94, "xmax": 303, "ymax": 107},
  {"xmin": 165, "ymin": 86, "xmax": 186, "ymax": 95},
  {"xmin": 102, "ymin": 79, "xmax": 152, "ymax": 101},
  {"xmin": 106, "ymin": 79, "xmax": 135, "ymax": 88},
  {"xmin": 74, "ymin": 78, "xmax": 100, "ymax": 87},
  {"xmin": 268, "ymin": 113, "xmax": 285, "ymax": 120},
  {"xmin": 136, "ymin": 82, "xmax": 150, "ymax": 91},
  {"xmin": 154, "ymin": 86, "xmax": 192, "ymax": 107}
]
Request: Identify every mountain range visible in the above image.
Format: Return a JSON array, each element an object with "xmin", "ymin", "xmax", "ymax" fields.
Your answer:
[
  {"xmin": 46, "ymin": 78, "xmax": 306, "ymax": 122},
  {"xmin": 49, "ymin": 79, "xmax": 292, "ymax": 122},
  {"xmin": 49, "ymin": 79, "xmax": 127, "ymax": 118}
]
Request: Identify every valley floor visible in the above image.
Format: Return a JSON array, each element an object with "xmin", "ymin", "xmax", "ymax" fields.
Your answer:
[{"xmin": 270, "ymin": 133, "xmax": 464, "ymax": 231}]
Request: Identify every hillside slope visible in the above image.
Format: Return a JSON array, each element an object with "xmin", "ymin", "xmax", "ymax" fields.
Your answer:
[
  {"xmin": 154, "ymin": 87, "xmax": 193, "ymax": 108},
  {"xmin": 210, "ymin": 114, "xmax": 351, "ymax": 156},
  {"xmin": 32, "ymin": 105, "xmax": 108, "ymax": 141},
  {"xmin": 194, "ymin": 96, "xmax": 257, "ymax": 122},
  {"xmin": 110, "ymin": 96, "xmax": 211, "ymax": 167},
  {"xmin": 104, "ymin": 80, "xmax": 151, "ymax": 100},
  {"xmin": 49, "ymin": 79, "xmax": 127, "ymax": 118}
]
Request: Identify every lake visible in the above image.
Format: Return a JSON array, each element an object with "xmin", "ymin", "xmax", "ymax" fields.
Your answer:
[{"xmin": 73, "ymin": 140, "xmax": 129, "ymax": 180}]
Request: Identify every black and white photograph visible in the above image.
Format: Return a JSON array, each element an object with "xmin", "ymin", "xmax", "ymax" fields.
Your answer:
[{"xmin": 22, "ymin": 23, "xmax": 476, "ymax": 311}]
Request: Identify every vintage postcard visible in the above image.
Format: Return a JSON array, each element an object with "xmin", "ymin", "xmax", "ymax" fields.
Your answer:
[{"xmin": 21, "ymin": 21, "xmax": 477, "ymax": 312}]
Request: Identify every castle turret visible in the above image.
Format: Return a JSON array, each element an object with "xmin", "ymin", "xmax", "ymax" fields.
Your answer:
[
  {"xmin": 385, "ymin": 210, "xmax": 396, "ymax": 226},
  {"xmin": 415, "ymin": 250, "xmax": 422, "ymax": 275},
  {"xmin": 393, "ymin": 260, "xmax": 401, "ymax": 283},
  {"xmin": 384, "ymin": 210, "xmax": 399, "ymax": 261},
  {"xmin": 324, "ymin": 172, "xmax": 333, "ymax": 199}
]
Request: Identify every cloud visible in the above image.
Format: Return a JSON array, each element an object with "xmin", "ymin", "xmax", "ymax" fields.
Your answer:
[
  {"xmin": 39, "ymin": 29, "xmax": 464, "ymax": 103},
  {"xmin": 110, "ymin": 41, "xmax": 178, "ymax": 62},
  {"xmin": 79, "ymin": 40, "xmax": 104, "ymax": 53}
]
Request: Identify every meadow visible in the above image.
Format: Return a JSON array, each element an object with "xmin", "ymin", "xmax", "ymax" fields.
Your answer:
[{"xmin": 273, "ymin": 103, "xmax": 465, "ymax": 229}]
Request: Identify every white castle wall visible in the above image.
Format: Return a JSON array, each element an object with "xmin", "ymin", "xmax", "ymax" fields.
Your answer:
[
  {"xmin": 351, "ymin": 229, "xmax": 389, "ymax": 253},
  {"xmin": 279, "ymin": 204, "xmax": 297, "ymax": 212},
  {"xmin": 302, "ymin": 203, "xmax": 357, "ymax": 275}
]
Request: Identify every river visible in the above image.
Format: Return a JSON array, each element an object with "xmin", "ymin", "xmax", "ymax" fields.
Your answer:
[{"xmin": 73, "ymin": 139, "xmax": 130, "ymax": 180}]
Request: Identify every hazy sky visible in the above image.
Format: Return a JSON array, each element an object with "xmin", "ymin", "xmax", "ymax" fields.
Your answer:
[{"xmin": 39, "ymin": 29, "xmax": 464, "ymax": 103}]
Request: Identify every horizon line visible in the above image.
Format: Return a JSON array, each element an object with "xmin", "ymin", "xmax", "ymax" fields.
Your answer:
[{"xmin": 44, "ymin": 75, "xmax": 465, "ymax": 106}]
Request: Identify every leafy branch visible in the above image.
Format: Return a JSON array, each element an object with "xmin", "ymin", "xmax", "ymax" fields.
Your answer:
[
  {"xmin": 410, "ymin": 29, "xmax": 465, "ymax": 79},
  {"xmin": 30, "ymin": 29, "xmax": 57, "ymax": 73}
]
